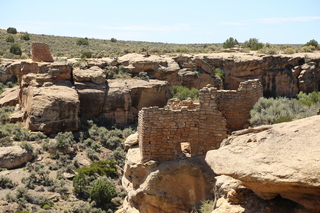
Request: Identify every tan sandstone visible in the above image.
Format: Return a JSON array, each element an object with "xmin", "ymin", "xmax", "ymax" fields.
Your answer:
[
  {"xmin": 205, "ymin": 115, "xmax": 320, "ymax": 211},
  {"xmin": 0, "ymin": 146, "xmax": 33, "ymax": 169}
]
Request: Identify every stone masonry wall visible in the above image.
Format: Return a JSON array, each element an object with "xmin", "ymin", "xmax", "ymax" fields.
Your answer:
[
  {"xmin": 216, "ymin": 79, "xmax": 263, "ymax": 130},
  {"xmin": 138, "ymin": 86, "xmax": 227, "ymax": 162},
  {"xmin": 138, "ymin": 80, "xmax": 263, "ymax": 162}
]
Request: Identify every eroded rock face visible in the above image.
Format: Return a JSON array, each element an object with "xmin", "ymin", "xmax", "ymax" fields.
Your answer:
[
  {"xmin": 73, "ymin": 66, "xmax": 107, "ymax": 117},
  {"xmin": 22, "ymin": 84, "xmax": 80, "ymax": 133},
  {"xmin": 0, "ymin": 87, "xmax": 19, "ymax": 107},
  {"xmin": 0, "ymin": 146, "xmax": 33, "ymax": 169},
  {"xmin": 103, "ymin": 79, "xmax": 171, "ymax": 125},
  {"xmin": 205, "ymin": 115, "xmax": 320, "ymax": 211},
  {"xmin": 18, "ymin": 62, "xmax": 80, "ymax": 133},
  {"xmin": 122, "ymin": 148, "xmax": 215, "ymax": 213}
]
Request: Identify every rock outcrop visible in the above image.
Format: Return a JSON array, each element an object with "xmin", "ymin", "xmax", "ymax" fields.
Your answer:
[
  {"xmin": 74, "ymin": 66, "xmax": 107, "ymax": 117},
  {"xmin": 205, "ymin": 115, "xmax": 320, "ymax": 211},
  {"xmin": 0, "ymin": 146, "xmax": 33, "ymax": 169},
  {"xmin": 198, "ymin": 53, "xmax": 320, "ymax": 97},
  {"xmin": 18, "ymin": 62, "xmax": 80, "ymax": 133},
  {"xmin": 31, "ymin": 42, "xmax": 54, "ymax": 62},
  {"xmin": 0, "ymin": 87, "xmax": 19, "ymax": 107},
  {"xmin": 122, "ymin": 147, "xmax": 215, "ymax": 213},
  {"xmin": 103, "ymin": 79, "xmax": 171, "ymax": 125}
]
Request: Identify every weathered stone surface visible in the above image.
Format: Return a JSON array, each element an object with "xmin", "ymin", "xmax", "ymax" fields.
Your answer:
[
  {"xmin": 19, "ymin": 62, "xmax": 72, "ymax": 86},
  {"xmin": 21, "ymin": 84, "xmax": 80, "ymax": 133},
  {"xmin": 205, "ymin": 115, "xmax": 320, "ymax": 211},
  {"xmin": 73, "ymin": 66, "xmax": 106, "ymax": 84},
  {"xmin": 124, "ymin": 132, "xmax": 138, "ymax": 149},
  {"xmin": 31, "ymin": 42, "xmax": 54, "ymax": 62},
  {"xmin": 213, "ymin": 176, "xmax": 307, "ymax": 213},
  {"xmin": 118, "ymin": 53, "xmax": 180, "ymax": 75},
  {"xmin": 75, "ymin": 82, "xmax": 107, "ymax": 117},
  {"xmin": 122, "ymin": 147, "xmax": 215, "ymax": 213},
  {"xmin": 0, "ymin": 146, "xmax": 33, "ymax": 169},
  {"xmin": 0, "ymin": 86, "xmax": 19, "ymax": 107},
  {"xmin": 104, "ymin": 79, "xmax": 171, "ymax": 125}
]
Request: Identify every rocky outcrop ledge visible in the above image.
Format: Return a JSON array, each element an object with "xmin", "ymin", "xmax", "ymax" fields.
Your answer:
[{"xmin": 206, "ymin": 115, "xmax": 320, "ymax": 211}]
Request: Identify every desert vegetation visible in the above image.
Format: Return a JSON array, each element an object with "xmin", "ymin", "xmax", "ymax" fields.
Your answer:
[
  {"xmin": 0, "ymin": 28, "xmax": 318, "ymax": 60},
  {"xmin": 250, "ymin": 91, "xmax": 320, "ymax": 126},
  {"xmin": 0, "ymin": 115, "xmax": 134, "ymax": 212}
]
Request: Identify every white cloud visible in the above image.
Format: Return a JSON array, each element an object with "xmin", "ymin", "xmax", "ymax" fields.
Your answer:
[
  {"xmin": 258, "ymin": 16, "xmax": 320, "ymax": 23},
  {"xmin": 101, "ymin": 23, "xmax": 191, "ymax": 32}
]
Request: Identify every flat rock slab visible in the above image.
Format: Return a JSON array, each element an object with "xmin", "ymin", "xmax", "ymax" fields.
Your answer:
[{"xmin": 205, "ymin": 115, "xmax": 320, "ymax": 210}]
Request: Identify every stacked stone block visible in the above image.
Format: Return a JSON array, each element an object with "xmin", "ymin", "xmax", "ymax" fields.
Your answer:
[
  {"xmin": 138, "ymin": 85, "xmax": 227, "ymax": 162},
  {"xmin": 216, "ymin": 79, "xmax": 263, "ymax": 130}
]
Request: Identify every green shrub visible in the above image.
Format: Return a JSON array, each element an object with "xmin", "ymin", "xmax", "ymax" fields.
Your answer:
[
  {"xmin": 20, "ymin": 32, "xmax": 30, "ymax": 41},
  {"xmin": 111, "ymin": 38, "xmax": 117, "ymax": 42},
  {"xmin": 19, "ymin": 141, "xmax": 34, "ymax": 152},
  {"xmin": 73, "ymin": 172, "xmax": 89, "ymax": 198},
  {"xmin": 0, "ymin": 106, "xmax": 15, "ymax": 124},
  {"xmin": 89, "ymin": 177, "xmax": 116, "ymax": 206},
  {"xmin": 297, "ymin": 91, "xmax": 320, "ymax": 106},
  {"xmin": 7, "ymin": 27, "xmax": 17, "ymax": 34},
  {"xmin": 283, "ymin": 47, "xmax": 296, "ymax": 54},
  {"xmin": 300, "ymin": 45, "xmax": 316, "ymax": 52},
  {"xmin": 6, "ymin": 35, "xmax": 15, "ymax": 43},
  {"xmin": 54, "ymin": 131, "xmax": 76, "ymax": 149},
  {"xmin": 223, "ymin": 37, "xmax": 239, "ymax": 49},
  {"xmin": 81, "ymin": 51, "xmax": 93, "ymax": 58},
  {"xmin": 243, "ymin": 38, "xmax": 263, "ymax": 50},
  {"xmin": 76, "ymin": 159, "xmax": 117, "ymax": 178},
  {"xmin": 305, "ymin": 39, "xmax": 318, "ymax": 48},
  {"xmin": 0, "ymin": 175, "xmax": 17, "ymax": 189},
  {"xmin": 76, "ymin": 38, "xmax": 89, "ymax": 45},
  {"xmin": 199, "ymin": 200, "xmax": 214, "ymax": 213},
  {"xmin": 9, "ymin": 43, "xmax": 22, "ymax": 56},
  {"xmin": 171, "ymin": 86, "xmax": 199, "ymax": 101},
  {"xmin": 250, "ymin": 96, "xmax": 320, "ymax": 126},
  {"xmin": 214, "ymin": 68, "xmax": 225, "ymax": 81}
]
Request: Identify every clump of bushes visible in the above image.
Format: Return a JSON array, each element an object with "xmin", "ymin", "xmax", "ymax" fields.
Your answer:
[
  {"xmin": 0, "ymin": 175, "xmax": 17, "ymax": 189},
  {"xmin": 7, "ymin": 27, "xmax": 17, "ymax": 34},
  {"xmin": 250, "ymin": 92, "xmax": 320, "ymax": 126},
  {"xmin": 76, "ymin": 37, "xmax": 89, "ymax": 46},
  {"xmin": 171, "ymin": 86, "xmax": 199, "ymax": 101},
  {"xmin": 6, "ymin": 35, "xmax": 15, "ymax": 43},
  {"xmin": 9, "ymin": 43, "xmax": 22, "ymax": 56}
]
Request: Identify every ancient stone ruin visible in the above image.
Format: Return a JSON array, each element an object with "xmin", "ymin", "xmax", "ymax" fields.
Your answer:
[
  {"xmin": 31, "ymin": 42, "xmax": 54, "ymax": 62},
  {"xmin": 138, "ymin": 79, "xmax": 263, "ymax": 162}
]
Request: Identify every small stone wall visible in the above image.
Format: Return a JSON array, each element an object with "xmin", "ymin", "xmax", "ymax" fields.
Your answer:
[
  {"xmin": 138, "ymin": 86, "xmax": 227, "ymax": 162},
  {"xmin": 216, "ymin": 79, "xmax": 263, "ymax": 130}
]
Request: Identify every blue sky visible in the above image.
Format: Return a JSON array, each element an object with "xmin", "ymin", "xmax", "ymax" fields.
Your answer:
[{"xmin": 1, "ymin": 0, "xmax": 319, "ymax": 44}]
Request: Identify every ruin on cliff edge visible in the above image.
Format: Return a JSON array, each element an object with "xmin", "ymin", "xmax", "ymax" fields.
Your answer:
[{"xmin": 138, "ymin": 79, "xmax": 263, "ymax": 162}]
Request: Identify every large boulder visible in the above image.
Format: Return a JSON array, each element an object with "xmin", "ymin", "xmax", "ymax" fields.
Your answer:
[
  {"xmin": 205, "ymin": 115, "xmax": 320, "ymax": 211},
  {"xmin": 21, "ymin": 84, "xmax": 80, "ymax": 133},
  {"xmin": 122, "ymin": 147, "xmax": 215, "ymax": 213},
  {"xmin": 0, "ymin": 146, "xmax": 33, "ymax": 169}
]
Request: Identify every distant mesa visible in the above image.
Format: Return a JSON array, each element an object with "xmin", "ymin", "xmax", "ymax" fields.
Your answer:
[{"xmin": 31, "ymin": 42, "xmax": 54, "ymax": 62}]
